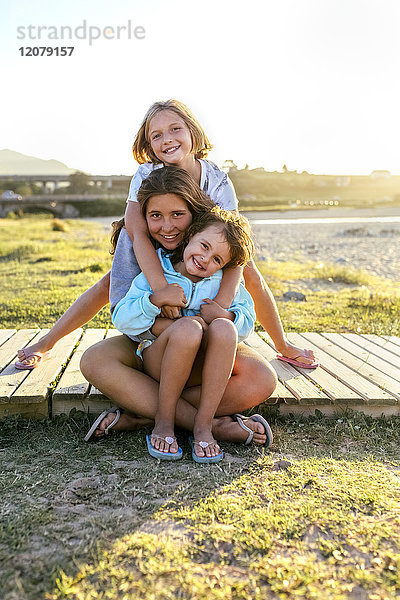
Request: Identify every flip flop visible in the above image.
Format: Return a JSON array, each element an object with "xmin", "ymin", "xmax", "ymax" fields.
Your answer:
[
  {"xmin": 146, "ymin": 434, "xmax": 183, "ymax": 460},
  {"xmin": 15, "ymin": 350, "xmax": 51, "ymax": 370},
  {"xmin": 84, "ymin": 408, "xmax": 121, "ymax": 442},
  {"xmin": 233, "ymin": 413, "xmax": 273, "ymax": 447},
  {"xmin": 276, "ymin": 355, "xmax": 319, "ymax": 369},
  {"xmin": 189, "ymin": 436, "xmax": 224, "ymax": 464}
]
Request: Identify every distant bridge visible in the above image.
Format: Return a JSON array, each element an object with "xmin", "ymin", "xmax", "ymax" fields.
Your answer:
[
  {"xmin": 0, "ymin": 174, "xmax": 132, "ymax": 189},
  {"xmin": 0, "ymin": 194, "xmax": 124, "ymax": 218}
]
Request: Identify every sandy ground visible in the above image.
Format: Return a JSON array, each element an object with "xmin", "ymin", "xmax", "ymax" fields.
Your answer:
[
  {"xmin": 87, "ymin": 206, "xmax": 400, "ymax": 281},
  {"xmin": 248, "ymin": 220, "xmax": 400, "ymax": 281}
]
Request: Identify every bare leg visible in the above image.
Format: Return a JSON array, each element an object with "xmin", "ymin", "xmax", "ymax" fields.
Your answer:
[
  {"xmin": 188, "ymin": 318, "xmax": 238, "ymax": 459},
  {"xmin": 17, "ymin": 272, "xmax": 111, "ymax": 367},
  {"xmin": 142, "ymin": 317, "xmax": 203, "ymax": 454},
  {"xmin": 244, "ymin": 259, "xmax": 316, "ymax": 365},
  {"xmin": 80, "ymin": 335, "xmax": 277, "ymax": 445}
]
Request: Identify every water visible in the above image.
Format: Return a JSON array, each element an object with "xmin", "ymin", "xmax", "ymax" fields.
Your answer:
[{"xmin": 249, "ymin": 216, "xmax": 400, "ymax": 225}]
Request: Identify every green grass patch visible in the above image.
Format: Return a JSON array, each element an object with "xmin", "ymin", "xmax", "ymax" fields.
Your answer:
[
  {"xmin": 257, "ymin": 260, "xmax": 400, "ymax": 336},
  {"xmin": 0, "ymin": 215, "xmax": 113, "ymax": 328},
  {"xmin": 1, "ymin": 411, "xmax": 399, "ymax": 599}
]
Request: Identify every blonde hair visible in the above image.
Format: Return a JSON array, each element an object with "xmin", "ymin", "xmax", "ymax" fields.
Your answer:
[
  {"xmin": 132, "ymin": 99, "xmax": 213, "ymax": 164},
  {"xmin": 169, "ymin": 206, "xmax": 255, "ymax": 269},
  {"xmin": 110, "ymin": 167, "xmax": 214, "ymax": 254}
]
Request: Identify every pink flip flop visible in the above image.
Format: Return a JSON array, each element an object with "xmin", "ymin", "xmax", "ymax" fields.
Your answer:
[
  {"xmin": 276, "ymin": 354, "xmax": 319, "ymax": 369},
  {"xmin": 15, "ymin": 349, "xmax": 51, "ymax": 370}
]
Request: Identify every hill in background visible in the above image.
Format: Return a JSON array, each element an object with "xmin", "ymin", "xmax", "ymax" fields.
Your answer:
[{"xmin": 0, "ymin": 149, "xmax": 77, "ymax": 175}]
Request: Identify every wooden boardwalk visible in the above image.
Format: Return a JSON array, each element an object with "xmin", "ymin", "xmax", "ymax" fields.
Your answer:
[{"xmin": 1, "ymin": 328, "xmax": 400, "ymax": 419}]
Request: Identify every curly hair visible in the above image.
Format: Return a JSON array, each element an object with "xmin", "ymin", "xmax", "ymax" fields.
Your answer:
[
  {"xmin": 132, "ymin": 99, "xmax": 213, "ymax": 165},
  {"xmin": 169, "ymin": 206, "xmax": 255, "ymax": 269}
]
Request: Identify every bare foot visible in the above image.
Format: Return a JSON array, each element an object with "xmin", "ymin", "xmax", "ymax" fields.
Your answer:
[
  {"xmin": 279, "ymin": 343, "xmax": 316, "ymax": 365},
  {"xmin": 17, "ymin": 337, "xmax": 53, "ymax": 367},
  {"xmin": 95, "ymin": 411, "xmax": 153, "ymax": 438},
  {"xmin": 192, "ymin": 424, "xmax": 222, "ymax": 458},
  {"xmin": 213, "ymin": 415, "xmax": 269, "ymax": 445},
  {"xmin": 150, "ymin": 425, "xmax": 179, "ymax": 454}
]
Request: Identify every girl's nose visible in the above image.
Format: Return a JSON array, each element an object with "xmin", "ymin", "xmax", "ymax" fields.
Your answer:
[
  {"xmin": 162, "ymin": 220, "xmax": 174, "ymax": 232},
  {"xmin": 163, "ymin": 132, "xmax": 173, "ymax": 144}
]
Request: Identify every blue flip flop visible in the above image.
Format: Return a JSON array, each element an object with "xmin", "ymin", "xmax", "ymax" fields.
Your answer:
[
  {"xmin": 146, "ymin": 434, "xmax": 183, "ymax": 460},
  {"xmin": 189, "ymin": 436, "xmax": 224, "ymax": 464}
]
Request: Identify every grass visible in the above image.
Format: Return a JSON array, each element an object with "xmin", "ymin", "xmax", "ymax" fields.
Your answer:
[
  {"xmin": 0, "ymin": 411, "xmax": 399, "ymax": 599},
  {"xmin": 0, "ymin": 215, "xmax": 113, "ymax": 329},
  {"xmin": 0, "ymin": 215, "xmax": 399, "ymax": 335},
  {"xmin": 257, "ymin": 260, "xmax": 400, "ymax": 336}
]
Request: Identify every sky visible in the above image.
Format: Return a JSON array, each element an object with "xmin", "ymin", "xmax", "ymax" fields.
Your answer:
[{"xmin": 1, "ymin": 0, "xmax": 400, "ymax": 175}]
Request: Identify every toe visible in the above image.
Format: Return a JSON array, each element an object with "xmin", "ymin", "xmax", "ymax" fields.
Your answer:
[{"xmin": 95, "ymin": 413, "xmax": 116, "ymax": 436}]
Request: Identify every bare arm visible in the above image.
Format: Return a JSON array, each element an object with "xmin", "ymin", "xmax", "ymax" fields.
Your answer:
[
  {"xmin": 213, "ymin": 265, "xmax": 242, "ymax": 308},
  {"xmin": 244, "ymin": 259, "xmax": 316, "ymax": 363},
  {"xmin": 125, "ymin": 202, "xmax": 181, "ymax": 319},
  {"xmin": 200, "ymin": 265, "xmax": 242, "ymax": 324},
  {"xmin": 125, "ymin": 201, "xmax": 167, "ymax": 291}
]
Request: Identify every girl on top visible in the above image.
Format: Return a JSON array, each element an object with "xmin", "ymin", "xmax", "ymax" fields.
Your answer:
[
  {"xmin": 16, "ymin": 99, "xmax": 315, "ymax": 370},
  {"xmin": 83, "ymin": 167, "xmax": 275, "ymax": 448},
  {"xmin": 112, "ymin": 207, "xmax": 260, "ymax": 462}
]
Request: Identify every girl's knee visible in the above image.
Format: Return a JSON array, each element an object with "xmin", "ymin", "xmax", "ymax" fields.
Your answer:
[
  {"xmin": 208, "ymin": 318, "xmax": 237, "ymax": 343},
  {"xmin": 169, "ymin": 317, "xmax": 203, "ymax": 345},
  {"xmin": 254, "ymin": 361, "xmax": 277, "ymax": 400},
  {"xmin": 80, "ymin": 344, "xmax": 99, "ymax": 379},
  {"xmin": 238, "ymin": 355, "xmax": 277, "ymax": 403}
]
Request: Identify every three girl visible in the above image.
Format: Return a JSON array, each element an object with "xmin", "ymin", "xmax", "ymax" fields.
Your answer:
[
  {"xmin": 112, "ymin": 205, "xmax": 257, "ymax": 461},
  {"xmin": 16, "ymin": 99, "xmax": 315, "ymax": 373},
  {"xmin": 82, "ymin": 167, "xmax": 276, "ymax": 450}
]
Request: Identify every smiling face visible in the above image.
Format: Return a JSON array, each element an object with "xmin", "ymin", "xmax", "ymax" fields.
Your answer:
[
  {"xmin": 148, "ymin": 110, "xmax": 193, "ymax": 167},
  {"xmin": 181, "ymin": 225, "xmax": 231, "ymax": 281},
  {"xmin": 145, "ymin": 193, "xmax": 192, "ymax": 250}
]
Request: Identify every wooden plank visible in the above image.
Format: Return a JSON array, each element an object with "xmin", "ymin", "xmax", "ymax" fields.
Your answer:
[
  {"xmin": 0, "ymin": 330, "xmax": 17, "ymax": 347},
  {"xmin": 53, "ymin": 329, "xmax": 106, "ymax": 399},
  {"xmin": 319, "ymin": 333, "xmax": 400, "ymax": 401},
  {"xmin": 341, "ymin": 333, "xmax": 399, "ymax": 369},
  {"xmin": 360, "ymin": 334, "xmax": 400, "ymax": 359},
  {"xmin": 316, "ymin": 332, "xmax": 400, "ymax": 384},
  {"xmin": 383, "ymin": 335, "xmax": 400, "ymax": 348},
  {"xmin": 291, "ymin": 333, "xmax": 396, "ymax": 405},
  {"xmin": 52, "ymin": 329, "xmax": 108, "ymax": 415},
  {"xmin": 0, "ymin": 399, "xmax": 49, "ymax": 419},
  {"xmin": 254, "ymin": 332, "xmax": 330, "ymax": 404},
  {"xmin": 278, "ymin": 404, "xmax": 400, "ymax": 418},
  {"xmin": 0, "ymin": 330, "xmax": 48, "ymax": 402},
  {"xmin": 284, "ymin": 333, "xmax": 365, "ymax": 404},
  {"xmin": 245, "ymin": 332, "xmax": 297, "ymax": 403},
  {"xmin": 0, "ymin": 329, "xmax": 39, "ymax": 372},
  {"xmin": 10, "ymin": 329, "xmax": 83, "ymax": 403}
]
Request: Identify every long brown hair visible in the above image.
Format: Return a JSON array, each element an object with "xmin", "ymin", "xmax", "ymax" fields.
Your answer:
[
  {"xmin": 132, "ymin": 99, "xmax": 213, "ymax": 165},
  {"xmin": 110, "ymin": 166, "xmax": 214, "ymax": 254},
  {"xmin": 169, "ymin": 207, "xmax": 255, "ymax": 269}
]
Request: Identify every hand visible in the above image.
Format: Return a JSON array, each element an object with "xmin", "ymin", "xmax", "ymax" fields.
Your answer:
[
  {"xmin": 277, "ymin": 340, "xmax": 316, "ymax": 365},
  {"xmin": 199, "ymin": 298, "xmax": 234, "ymax": 324},
  {"xmin": 150, "ymin": 283, "xmax": 186, "ymax": 311},
  {"xmin": 161, "ymin": 305, "xmax": 182, "ymax": 319}
]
